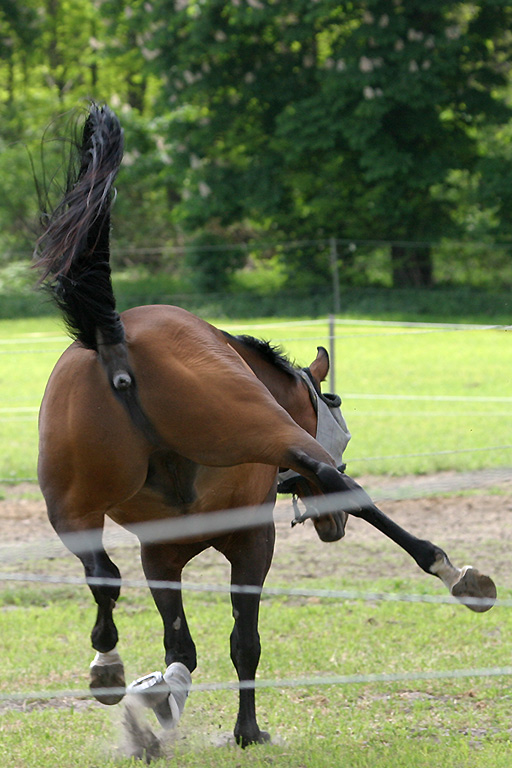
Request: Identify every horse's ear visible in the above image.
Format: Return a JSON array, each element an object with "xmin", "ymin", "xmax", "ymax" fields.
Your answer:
[{"xmin": 309, "ymin": 346, "xmax": 329, "ymax": 383}]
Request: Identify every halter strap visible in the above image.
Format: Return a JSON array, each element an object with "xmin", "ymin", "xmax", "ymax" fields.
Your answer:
[
  {"xmin": 302, "ymin": 368, "xmax": 342, "ymax": 408},
  {"xmin": 277, "ymin": 368, "xmax": 350, "ymax": 501}
]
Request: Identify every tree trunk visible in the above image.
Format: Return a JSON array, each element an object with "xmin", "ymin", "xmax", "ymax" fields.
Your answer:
[
  {"xmin": 391, "ymin": 244, "xmax": 433, "ymax": 287},
  {"xmin": 126, "ymin": 30, "xmax": 146, "ymax": 112}
]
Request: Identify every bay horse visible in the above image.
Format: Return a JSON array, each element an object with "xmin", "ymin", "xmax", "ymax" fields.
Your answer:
[{"xmin": 35, "ymin": 105, "xmax": 496, "ymax": 750}]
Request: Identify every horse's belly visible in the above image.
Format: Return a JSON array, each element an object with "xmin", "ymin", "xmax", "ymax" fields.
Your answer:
[{"xmin": 110, "ymin": 462, "xmax": 277, "ymax": 544}]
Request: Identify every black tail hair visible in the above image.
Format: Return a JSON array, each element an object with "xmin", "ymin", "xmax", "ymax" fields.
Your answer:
[
  {"xmin": 35, "ymin": 104, "xmax": 164, "ymax": 448},
  {"xmin": 34, "ymin": 103, "xmax": 124, "ymax": 350}
]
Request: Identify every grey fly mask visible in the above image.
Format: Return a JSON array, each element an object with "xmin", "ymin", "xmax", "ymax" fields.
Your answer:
[{"xmin": 277, "ymin": 369, "xmax": 351, "ymax": 493}]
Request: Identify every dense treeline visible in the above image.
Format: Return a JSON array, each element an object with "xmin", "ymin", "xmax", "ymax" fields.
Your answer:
[{"xmin": 1, "ymin": 0, "xmax": 512, "ymax": 292}]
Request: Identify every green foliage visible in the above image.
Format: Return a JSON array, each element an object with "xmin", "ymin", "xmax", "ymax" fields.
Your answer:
[
  {"xmin": 126, "ymin": 0, "xmax": 512, "ymax": 287},
  {"xmin": 0, "ymin": 0, "xmax": 166, "ymax": 259},
  {"xmin": 110, "ymin": 111, "xmax": 179, "ymax": 259},
  {"xmin": 2, "ymin": 1, "xmax": 512, "ymax": 291},
  {"xmin": 183, "ymin": 229, "xmax": 246, "ymax": 292}
]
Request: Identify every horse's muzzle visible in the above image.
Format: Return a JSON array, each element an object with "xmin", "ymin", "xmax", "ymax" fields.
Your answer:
[{"xmin": 313, "ymin": 510, "xmax": 347, "ymax": 542}]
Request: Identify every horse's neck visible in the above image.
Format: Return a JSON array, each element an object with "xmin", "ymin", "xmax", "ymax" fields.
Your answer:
[{"xmin": 226, "ymin": 338, "xmax": 315, "ymax": 436}]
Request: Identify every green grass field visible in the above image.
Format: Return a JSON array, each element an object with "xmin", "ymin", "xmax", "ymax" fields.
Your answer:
[
  {"xmin": 1, "ymin": 311, "xmax": 511, "ymax": 766},
  {"xmin": 0, "ymin": 314, "xmax": 510, "ymax": 481},
  {"xmin": 1, "ymin": 555, "xmax": 512, "ymax": 767}
]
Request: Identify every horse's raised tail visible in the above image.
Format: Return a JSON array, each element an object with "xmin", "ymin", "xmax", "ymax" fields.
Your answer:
[
  {"xmin": 35, "ymin": 104, "xmax": 124, "ymax": 352},
  {"xmin": 35, "ymin": 105, "xmax": 162, "ymax": 442}
]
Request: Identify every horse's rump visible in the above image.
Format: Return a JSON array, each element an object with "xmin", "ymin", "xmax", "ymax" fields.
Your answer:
[
  {"xmin": 121, "ymin": 304, "xmax": 302, "ymax": 466},
  {"xmin": 38, "ymin": 303, "xmax": 324, "ymax": 523}
]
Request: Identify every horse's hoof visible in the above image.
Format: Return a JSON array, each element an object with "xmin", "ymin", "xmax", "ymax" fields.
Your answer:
[
  {"xmin": 451, "ymin": 566, "xmax": 497, "ymax": 613},
  {"xmin": 90, "ymin": 661, "xmax": 126, "ymax": 705},
  {"xmin": 127, "ymin": 671, "xmax": 177, "ymax": 729},
  {"xmin": 236, "ymin": 729, "xmax": 271, "ymax": 748},
  {"xmin": 127, "ymin": 663, "xmax": 192, "ymax": 729},
  {"xmin": 123, "ymin": 698, "xmax": 162, "ymax": 763},
  {"xmin": 127, "ymin": 672, "xmax": 169, "ymax": 709}
]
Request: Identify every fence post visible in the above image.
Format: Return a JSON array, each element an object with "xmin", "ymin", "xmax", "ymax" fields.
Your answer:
[
  {"xmin": 328, "ymin": 237, "xmax": 339, "ymax": 394},
  {"xmin": 329, "ymin": 236, "xmax": 341, "ymax": 315},
  {"xmin": 329, "ymin": 313, "xmax": 336, "ymax": 394}
]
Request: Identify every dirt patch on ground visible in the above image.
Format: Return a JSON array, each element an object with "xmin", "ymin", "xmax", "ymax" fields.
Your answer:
[{"xmin": 1, "ymin": 473, "xmax": 510, "ymax": 589}]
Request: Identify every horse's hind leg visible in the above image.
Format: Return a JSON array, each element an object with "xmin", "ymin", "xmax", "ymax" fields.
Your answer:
[
  {"xmin": 48, "ymin": 506, "xmax": 126, "ymax": 704},
  {"xmin": 221, "ymin": 524, "xmax": 275, "ymax": 748},
  {"xmin": 132, "ymin": 542, "xmax": 199, "ymax": 728},
  {"xmin": 86, "ymin": 548, "xmax": 126, "ymax": 705}
]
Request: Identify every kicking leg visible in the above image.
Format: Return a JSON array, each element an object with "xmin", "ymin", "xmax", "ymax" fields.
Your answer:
[
  {"xmin": 286, "ymin": 451, "xmax": 497, "ymax": 611},
  {"xmin": 336, "ymin": 472, "xmax": 496, "ymax": 611}
]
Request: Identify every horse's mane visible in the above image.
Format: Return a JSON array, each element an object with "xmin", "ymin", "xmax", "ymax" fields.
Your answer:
[{"xmin": 232, "ymin": 334, "xmax": 299, "ymax": 379}]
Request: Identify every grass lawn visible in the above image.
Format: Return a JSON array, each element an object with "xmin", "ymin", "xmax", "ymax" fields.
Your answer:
[
  {"xmin": 1, "ymin": 568, "xmax": 511, "ymax": 767},
  {"xmin": 0, "ymin": 310, "xmax": 510, "ymax": 764},
  {"xmin": 0, "ymin": 314, "xmax": 510, "ymax": 481}
]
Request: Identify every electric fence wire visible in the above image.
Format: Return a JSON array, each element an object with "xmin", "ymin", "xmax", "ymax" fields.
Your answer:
[
  {"xmin": 2, "ymin": 664, "xmax": 512, "ymax": 709},
  {"xmin": 1, "ymin": 472, "xmax": 511, "ymax": 707},
  {"xmin": 1, "ymin": 317, "xmax": 511, "ymax": 707},
  {"xmin": 1, "ymin": 465, "xmax": 511, "ymax": 567},
  {"xmin": 1, "ymin": 317, "xmax": 511, "ymax": 482}
]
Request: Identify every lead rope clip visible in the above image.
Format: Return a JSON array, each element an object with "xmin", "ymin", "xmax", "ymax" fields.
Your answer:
[{"xmin": 291, "ymin": 494, "xmax": 320, "ymax": 528}]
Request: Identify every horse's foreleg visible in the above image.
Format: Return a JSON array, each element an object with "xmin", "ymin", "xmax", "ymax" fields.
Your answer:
[
  {"xmin": 141, "ymin": 542, "xmax": 199, "ymax": 672},
  {"xmin": 223, "ymin": 524, "xmax": 275, "ymax": 748},
  {"xmin": 230, "ymin": 589, "xmax": 270, "ymax": 748}
]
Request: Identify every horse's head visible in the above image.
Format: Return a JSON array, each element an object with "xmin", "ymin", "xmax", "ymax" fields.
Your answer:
[{"xmin": 277, "ymin": 347, "xmax": 351, "ymax": 542}]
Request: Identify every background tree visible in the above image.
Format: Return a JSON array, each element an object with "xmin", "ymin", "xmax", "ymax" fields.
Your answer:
[
  {"xmin": 0, "ymin": 0, "xmax": 174, "ymax": 260},
  {"xmin": 1, "ymin": 0, "xmax": 512, "ymax": 294},
  {"xmin": 324, "ymin": 0, "xmax": 512, "ymax": 287},
  {"xmin": 0, "ymin": 0, "xmax": 103, "ymax": 255},
  {"xmin": 135, "ymin": 0, "xmax": 512, "ymax": 287}
]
